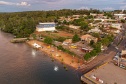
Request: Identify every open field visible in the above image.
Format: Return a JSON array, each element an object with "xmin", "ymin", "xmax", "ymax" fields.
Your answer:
[
  {"xmin": 52, "ymin": 31, "xmax": 74, "ymax": 37},
  {"xmin": 32, "ymin": 31, "xmax": 74, "ymax": 39}
]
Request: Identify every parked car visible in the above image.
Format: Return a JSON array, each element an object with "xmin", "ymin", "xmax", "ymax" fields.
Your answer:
[
  {"xmin": 115, "ymin": 47, "xmax": 118, "ymax": 50},
  {"xmin": 122, "ymin": 65, "xmax": 125, "ymax": 68}
]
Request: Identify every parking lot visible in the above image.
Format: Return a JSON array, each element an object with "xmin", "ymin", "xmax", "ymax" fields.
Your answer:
[{"xmin": 86, "ymin": 62, "xmax": 126, "ymax": 84}]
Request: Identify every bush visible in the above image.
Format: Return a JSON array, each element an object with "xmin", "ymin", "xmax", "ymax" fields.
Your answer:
[
  {"xmin": 31, "ymin": 34, "xmax": 37, "ymax": 40},
  {"xmin": 57, "ymin": 45, "xmax": 76, "ymax": 56},
  {"xmin": 58, "ymin": 37, "xmax": 66, "ymax": 42},
  {"xmin": 57, "ymin": 45, "xmax": 64, "ymax": 50},
  {"xmin": 44, "ymin": 37, "xmax": 53, "ymax": 44}
]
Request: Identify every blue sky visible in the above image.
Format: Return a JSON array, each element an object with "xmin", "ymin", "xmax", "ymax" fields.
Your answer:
[{"xmin": 1, "ymin": 0, "xmax": 126, "ymax": 12}]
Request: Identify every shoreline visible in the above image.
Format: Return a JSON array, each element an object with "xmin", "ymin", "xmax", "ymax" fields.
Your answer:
[{"xmin": 26, "ymin": 40, "xmax": 84, "ymax": 69}]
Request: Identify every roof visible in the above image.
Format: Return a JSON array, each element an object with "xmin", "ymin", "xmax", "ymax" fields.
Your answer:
[
  {"xmin": 80, "ymin": 34, "xmax": 93, "ymax": 39},
  {"xmin": 114, "ymin": 14, "xmax": 126, "ymax": 16},
  {"xmin": 121, "ymin": 50, "xmax": 126, "ymax": 55},
  {"xmin": 85, "ymin": 63, "xmax": 126, "ymax": 84},
  {"xmin": 39, "ymin": 22, "xmax": 55, "ymax": 24},
  {"xmin": 36, "ymin": 23, "xmax": 56, "ymax": 28},
  {"xmin": 64, "ymin": 39, "xmax": 72, "ymax": 43},
  {"xmin": 73, "ymin": 43, "xmax": 94, "ymax": 50}
]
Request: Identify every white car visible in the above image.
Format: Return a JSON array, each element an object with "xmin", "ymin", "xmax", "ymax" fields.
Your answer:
[{"xmin": 115, "ymin": 47, "xmax": 118, "ymax": 50}]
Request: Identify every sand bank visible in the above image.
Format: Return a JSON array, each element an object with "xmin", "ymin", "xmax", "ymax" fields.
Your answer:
[{"xmin": 26, "ymin": 40, "xmax": 84, "ymax": 69}]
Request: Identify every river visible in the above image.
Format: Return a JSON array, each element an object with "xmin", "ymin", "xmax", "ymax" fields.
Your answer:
[{"xmin": 0, "ymin": 30, "xmax": 83, "ymax": 84}]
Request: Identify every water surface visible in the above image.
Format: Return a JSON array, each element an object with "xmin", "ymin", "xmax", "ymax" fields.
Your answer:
[{"xmin": 0, "ymin": 30, "xmax": 82, "ymax": 84}]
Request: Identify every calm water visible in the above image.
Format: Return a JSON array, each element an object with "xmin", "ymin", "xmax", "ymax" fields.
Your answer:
[{"xmin": 0, "ymin": 30, "xmax": 83, "ymax": 84}]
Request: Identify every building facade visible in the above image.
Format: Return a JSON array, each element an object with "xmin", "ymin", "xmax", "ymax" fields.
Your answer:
[{"xmin": 36, "ymin": 22, "xmax": 56, "ymax": 32}]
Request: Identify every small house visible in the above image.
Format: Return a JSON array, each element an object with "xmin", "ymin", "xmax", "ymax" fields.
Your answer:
[
  {"xmin": 80, "ymin": 34, "xmax": 98, "ymax": 43},
  {"xmin": 62, "ymin": 39, "xmax": 72, "ymax": 45}
]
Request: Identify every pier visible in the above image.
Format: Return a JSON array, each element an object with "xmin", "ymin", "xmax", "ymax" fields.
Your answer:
[{"xmin": 11, "ymin": 38, "xmax": 33, "ymax": 43}]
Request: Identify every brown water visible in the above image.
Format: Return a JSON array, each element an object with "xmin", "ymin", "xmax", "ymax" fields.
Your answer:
[{"xmin": 0, "ymin": 30, "xmax": 82, "ymax": 84}]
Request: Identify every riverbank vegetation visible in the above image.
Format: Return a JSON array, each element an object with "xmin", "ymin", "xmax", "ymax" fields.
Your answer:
[{"xmin": 0, "ymin": 9, "xmax": 100, "ymax": 38}]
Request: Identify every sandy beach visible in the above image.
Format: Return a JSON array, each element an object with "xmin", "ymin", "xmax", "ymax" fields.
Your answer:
[{"xmin": 26, "ymin": 40, "xmax": 84, "ymax": 69}]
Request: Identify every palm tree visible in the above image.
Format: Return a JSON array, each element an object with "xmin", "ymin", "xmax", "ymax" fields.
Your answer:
[
  {"xmin": 64, "ymin": 64, "xmax": 66, "ymax": 68},
  {"xmin": 61, "ymin": 58, "xmax": 64, "ymax": 62},
  {"xmin": 66, "ymin": 68, "xmax": 68, "ymax": 71}
]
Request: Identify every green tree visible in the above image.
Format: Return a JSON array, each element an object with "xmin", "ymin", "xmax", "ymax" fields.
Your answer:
[
  {"xmin": 107, "ymin": 35, "xmax": 114, "ymax": 42},
  {"xmin": 63, "ymin": 20, "xmax": 67, "ymax": 24},
  {"xmin": 80, "ymin": 22, "xmax": 89, "ymax": 31},
  {"xmin": 58, "ymin": 37, "xmax": 66, "ymax": 42},
  {"xmin": 31, "ymin": 34, "xmax": 37, "ymax": 40},
  {"xmin": 61, "ymin": 58, "xmax": 64, "ymax": 62},
  {"xmin": 90, "ymin": 50, "xmax": 97, "ymax": 56},
  {"xmin": 121, "ymin": 19, "xmax": 125, "ymax": 23},
  {"xmin": 94, "ymin": 42, "xmax": 101, "ymax": 53},
  {"xmin": 57, "ymin": 45, "xmax": 64, "ymax": 50},
  {"xmin": 101, "ymin": 38, "xmax": 110, "ymax": 46},
  {"xmin": 72, "ymin": 34, "xmax": 80, "ymax": 43},
  {"xmin": 90, "ymin": 40, "xmax": 94, "ymax": 46},
  {"xmin": 92, "ymin": 33, "xmax": 100, "ymax": 38},
  {"xmin": 84, "ymin": 52, "xmax": 91, "ymax": 61},
  {"xmin": 44, "ymin": 37, "xmax": 53, "ymax": 44}
]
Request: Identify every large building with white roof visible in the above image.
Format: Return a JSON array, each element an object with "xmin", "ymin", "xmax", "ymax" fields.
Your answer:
[
  {"xmin": 36, "ymin": 22, "xmax": 56, "ymax": 32},
  {"xmin": 114, "ymin": 14, "xmax": 126, "ymax": 19}
]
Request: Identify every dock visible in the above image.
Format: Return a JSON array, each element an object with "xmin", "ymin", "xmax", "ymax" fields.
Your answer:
[{"xmin": 11, "ymin": 38, "xmax": 33, "ymax": 43}]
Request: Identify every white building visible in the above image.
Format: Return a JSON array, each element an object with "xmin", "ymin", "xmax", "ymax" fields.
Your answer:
[
  {"xmin": 88, "ymin": 27, "xmax": 102, "ymax": 33},
  {"xmin": 114, "ymin": 14, "xmax": 126, "ymax": 19},
  {"xmin": 69, "ymin": 25, "xmax": 80, "ymax": 30},
  {"xmin": 36, "ymin": 22, "xmax": 56, "ymax": 32},
  {"xmin": 111, "ymin": 23, "xmax": 122, "ymax": 30},
  {"xmin": 90, "ymin": 13, "xmax": 97, "ymax": 16}
]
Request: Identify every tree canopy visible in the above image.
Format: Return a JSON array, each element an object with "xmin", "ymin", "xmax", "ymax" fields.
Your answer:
[
  {"xmin": 72, "ymin": 34, "xmax": 80, "ymax": 42},
  {"xmin": 0, "ymin": 9, "xmax": 101, "ymax": 37},
  {"xmin": 84, "ymin": 52, "xmax": 91, "ymax": 61}
]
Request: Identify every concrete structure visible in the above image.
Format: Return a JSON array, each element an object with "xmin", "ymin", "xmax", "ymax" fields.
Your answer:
[
  {"xmin": 114, "ymin": 14, "xmax": 126, "ymax": 20},
  {"xmin": 81, "ymin": 63, "xmax": 126, "ymax": 84},
  {"xmin": 90, "ymin": 13, "xmax": 97, "ymax": 16},
  {"xmin": 72, "ymin": 15, "xmax": 80, "ymax": 18},
  {"xmin": 73, "ymin": 43, "xmax": 94, "ymax": 52},
  {"xmin": 88, "ymin": 27, "xmax": 102, "ymax": 33},
  {"xmin": 69, "ymin": 25, "xmax": 80, "ymax": 30},
  {"xmin": 104, "ymin": 28, "xmax": 120, "ymax": 34},
  {"xmin": 36, "ymin": 22, "xmax": 56, "ymax": 32},
  {"xmin": 80, "ymin": 34, "xmax": 98, "ymax": 43},
  {"xmin": 111, "ymin": 23, "xmax": 122, "ymax": 30},
  {"xmin": 89, "ymin": 23, "xmax": 100, "ymax": 27},
  {"xmin": 94, "ymin": 19, "xmax": 117, "ymax": 22},
  {"xmin": 121, "ymin": 50, "xmax": 126, "ymax": 59}
]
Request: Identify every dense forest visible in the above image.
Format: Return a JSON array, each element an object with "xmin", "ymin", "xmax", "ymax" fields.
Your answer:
[{"xmin": 0, "ymin": 9, "xmax": 101, "ymax": 38}]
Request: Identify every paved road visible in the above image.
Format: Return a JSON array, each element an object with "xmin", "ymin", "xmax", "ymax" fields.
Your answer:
[{"xmin": 79, "ymin": 23, "xmax": 126, "ymax": 74}]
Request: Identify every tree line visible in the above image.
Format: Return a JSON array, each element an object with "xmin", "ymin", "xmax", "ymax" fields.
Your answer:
[{"xmin": 0, "ymin": 9, "xmax": 100, "ymax": 38}]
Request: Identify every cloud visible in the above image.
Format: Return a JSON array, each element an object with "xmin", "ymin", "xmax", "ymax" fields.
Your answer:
[
  {"xmin": 120, "ymin": 5, "xmax": 126, "ymax": 9},
  {"xmin": 102, "ymin": 7, "xmax": 114, "ymax": 10},
  {"xmin": 0, "ymin": 1, "xmax": 31, "ymax": 6},
  {"xmin": 0, "ymin": 1, "xmax": 14, "ymax": 5},
  {"xmin": 17, "ymin": 2, "xmax": 31, "ymax": 6},
  {"xmin": 78, "ymin": 6, "xmax": 89, "ymax": 10}
]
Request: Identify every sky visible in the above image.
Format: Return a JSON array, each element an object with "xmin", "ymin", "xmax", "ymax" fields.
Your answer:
[{"xmin": 1, "ymin": 0, "xmax": 126, "ymax": 12}]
